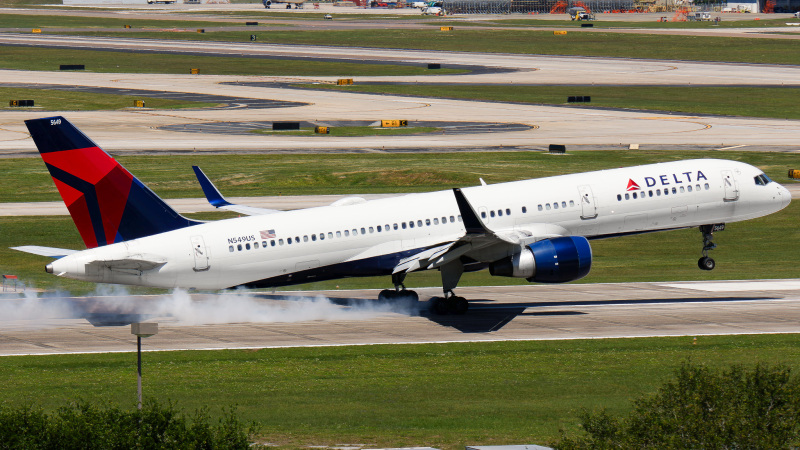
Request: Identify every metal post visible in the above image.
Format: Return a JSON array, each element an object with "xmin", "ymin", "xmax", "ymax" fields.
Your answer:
[
  {"xmin": 137, "ymin": 335, "xmax": 142, "ymax": 410},
  {"xmin": 131, "ymin": 322, "xmax": 158, "ymax": 411}
]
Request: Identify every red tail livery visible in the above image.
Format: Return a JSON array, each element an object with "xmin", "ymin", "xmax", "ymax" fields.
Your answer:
[{"xmin": 25, "ymin": 116, "xmax": 199, "ymax": 248}]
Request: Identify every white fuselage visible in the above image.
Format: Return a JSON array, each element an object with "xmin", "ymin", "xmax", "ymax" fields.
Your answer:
[{"xmin": 49, "ymin": 159, "xmax": 790, "ymax": 289}]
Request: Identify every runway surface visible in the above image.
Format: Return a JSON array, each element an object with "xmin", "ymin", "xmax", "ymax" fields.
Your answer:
[{"xmin": 1, "ymin": 279, "xmax": 799, "ymax": 356}]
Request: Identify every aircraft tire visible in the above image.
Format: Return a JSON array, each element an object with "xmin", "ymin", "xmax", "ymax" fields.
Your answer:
[
  {"xmin": 431, "ymin": 297, "xmax": 449, "ymax": 315},
  {"xmin": 378, "ymin": 289, "xmax": 395, "ymax": 302},
  {"xmin": 698, "ymin": 256, "xmax": 715, "ymax": 271},
  {"xmin": 452, "ymin": 296, "xmax": 468, "ymax": 315}
]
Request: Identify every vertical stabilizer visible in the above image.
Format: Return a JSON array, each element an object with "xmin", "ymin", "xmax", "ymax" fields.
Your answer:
[{"xmin": 25, "ymin": 116, "xmax": 199, "ymax": 248}]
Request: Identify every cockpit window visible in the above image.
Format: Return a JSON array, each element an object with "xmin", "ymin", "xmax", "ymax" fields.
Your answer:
[{"xmin": 754, "ymin": 174, "xmax": 772, "ymax": 186}]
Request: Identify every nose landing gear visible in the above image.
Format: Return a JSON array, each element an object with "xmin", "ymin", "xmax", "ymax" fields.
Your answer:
[{"xmin": 698, "ymin": 224, "xmax": 724, "ymax": 271}]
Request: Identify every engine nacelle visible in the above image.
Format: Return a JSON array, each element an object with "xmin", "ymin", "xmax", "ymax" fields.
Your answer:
[{"xmin": 489, "ymin": 236, "xmax": 592, "ymax": 283}]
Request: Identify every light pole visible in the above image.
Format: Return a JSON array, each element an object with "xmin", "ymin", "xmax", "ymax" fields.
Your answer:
[{"xmin": 131, "ymin": 322, "xmax": 158, "ymax": 410}]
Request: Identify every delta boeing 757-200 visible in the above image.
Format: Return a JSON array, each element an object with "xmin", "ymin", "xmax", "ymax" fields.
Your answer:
[{"xmin": 13, "ymin": 117, "xmax": 791, "ymax": 314}]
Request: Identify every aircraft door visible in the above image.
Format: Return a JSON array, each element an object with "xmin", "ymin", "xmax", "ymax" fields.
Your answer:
[
  {"xmin": 191, "ymin": 235, "xmax": 210, "ymax": 272},
  {"xmin": 721, "ymin": 170, "xmax": 739, "ymax": 202},
  {"xmin": 578, "ymin": 185, "xmax": 597, "ymax": 219}
]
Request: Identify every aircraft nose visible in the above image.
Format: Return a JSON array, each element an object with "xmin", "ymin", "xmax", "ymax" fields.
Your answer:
[{"xmin": 779, "ymin": 184, "xmax": 792, "ymax": 208}]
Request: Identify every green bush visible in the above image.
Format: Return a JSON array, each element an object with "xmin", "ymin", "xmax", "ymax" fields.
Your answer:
[
  {"xmin": 558, "ymin": 362, "xmax": 800, "ymax": 449},
  {"xmin": 0, "ymin": 401, "xmax": 255, "ymax": 449}
]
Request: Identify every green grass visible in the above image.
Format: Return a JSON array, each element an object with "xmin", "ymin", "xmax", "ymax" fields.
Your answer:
[
  {"xmin": 0, "ymin": 45, "xmax": 465, "ymax": 76},
  {"xmin": 450, "ymin": 17, "xmax": 800, "ymax": 29},
  {"xmin": 0, "ymin": 151, "xmax": 797, "ymax": 292},
  {"xmin": 54, "ymin": 29, "xmax": 800, "ymax": 65},
  {"xmin": 251, "ymin": 126, "xmax": 440, "ymax": 136},
  {"xmin": 0, "ymin": 13, "xmax": 241, "ymax": 29},
  {"xmin": 0, "ymin": 87, "xmax": 214, "ymax": 111},
  {"xmin": 1, "ymin": 335, "xmax": 800, "ymax": 448},
  {"xmin": 299, "ymin": 84, "xmax": 800, "ymax": 120}
]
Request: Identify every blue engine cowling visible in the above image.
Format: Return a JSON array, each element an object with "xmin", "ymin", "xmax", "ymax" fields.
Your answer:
[{"xmin": 489, "ymin": 236, "xmax": 592, "ymax": 283}]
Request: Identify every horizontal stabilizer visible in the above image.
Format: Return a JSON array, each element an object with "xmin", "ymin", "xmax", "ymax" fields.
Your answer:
[
  {"xmin": 11, "ymin": 246, "xmax": 78, "ymax": 258},
  {"xmin": 192, "ymin": 166, "xmax": 279, "ymax": 216}
]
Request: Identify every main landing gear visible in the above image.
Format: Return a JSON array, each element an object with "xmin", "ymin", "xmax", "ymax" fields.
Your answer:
[
  {"xmin": 429, "ymin": 292, "xmax": 468, "ymax": 315},
  {"xmin": 698, "ymin": 224, "xmax": 723, "ymax": 271},
  {"xmin": 378, "ymin": 273, "xmax": 419, "ymax": 302}
]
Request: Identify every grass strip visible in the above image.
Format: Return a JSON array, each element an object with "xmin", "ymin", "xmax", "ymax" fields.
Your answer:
[
  {"xmin": 0, "ymin": 86, "xmax": 214, "ymax": 111},
  {"xmin": 0, "ymin": 13, "xmax": 241, "ymax": 29},
  {"xmin": 0, "ymin": 151, "xmax": 797, "ymax": 292},
  {"xmin": 299, "ymin": 84, "xmax": 800, "ymax": 120},
  {"xmin": 0, "ymin": 45, "xmax": 465, "ymax": 76},
  {"xmin": 56, "ymin": 28, "xmax": 800, "ymax": 65},
  {"xmin": 2, "ymin": 335, "xmax": 800, "ymax": 448}
]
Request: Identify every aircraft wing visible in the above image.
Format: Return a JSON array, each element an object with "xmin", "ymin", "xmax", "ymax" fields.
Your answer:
[
  {"xmin": 192, "ymin": 166, "xmax": 281, "ymax": 216},
  {"xmin": 393, "ymin": 188, "xmax": 541, "ymax": 275},
  {"xmin": 11, "ymin": 246, "xmax": 78, "ymax": 258}
]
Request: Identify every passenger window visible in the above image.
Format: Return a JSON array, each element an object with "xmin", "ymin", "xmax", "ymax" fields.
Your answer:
[
  {"xmin": 434, "ymin": 218, "xmax": 439, "ymax": 225},
  {"xmin": 271, "ymin": 240, "xmax": 276, "ymax": 247},
  {"xmin": 229, "ymin": 245, "xmax": 234, "ymax": 252},
  {"xmin": 648, "ymin": 191, "xmax": 653, "ymax": 197},
  {"xmin": 417, "ymin": 220, "xmax": 422, "ymax": 227},
  {"xmin": 624, "ymin": 193, "xmax": 629, "ymax": 200},
  {"xmin": 311, "ymin": 235, "xmax": 316, "ymax": 241},
  {"xmin": 458, "ymin": 215, "xmax": 462, "ymax": 222},
  {"xmin": 246, "ymin": 243, "xmax": 251, "ymax": 250},
  {"xmin": 304, "ymin": 236, "xmax": 309, "ymax": 242},
  {"xmin": 522, "ymin": 206, "xmax": 527, "ymax": 213},
  {"xmin": 554, "ymin": 202, "xmax": 559, "ymax": 209},
  {"xmin": 569, "ymin": 200, "xmax": 574, "ymax": 207},
  {"xmin": 254, "ymin": 243, "xmax": 259, "ymax": 249},
  {"xmin": 680, "ymin": 186, "xmax": 685, "ymax": 193},
  {"xmin": 506, "ymin": 208, "xmax": 511, "ymax": 215},
  {"xmin": 361, "ymin": 227, "xmax": 366, "ymax": 234},
  {"xmin": 402, "ymin": 222, "xmax": 407, "ymax": 229},
  {"xmin": 352, "ymin": 229, "xmax": 357, "ymax": 236},
  {"xmin": 344, "ymin": 230, "xmax": 350, "ymax": 236},
  {"xmin": 688, "ymin": 185, "xmax": 693, "ymax": 192},
  {"xmin": 336, "ymin": 231, "xmax": 341, "ymax": 237},
  {"xmin": 237, "ymin": 244, "xmax": 242, "ymax": 251},
  {"xmin": 369, "ymin": 227, "xmax": 374, "ymax": 233},
  {"xmin": 409, "ymin": 221, "xmax": 414, "ymax": 229},
  {"xmin": 441, "ymin": 217, "xmax": 447, "ymax": 223},
  {"xmin": 656, "ymin": 190, "xmax": 661, "ymax": 196},
  {"xmin": 705, "ymin": 183, "xmax": 710, "ymax": 190},
  {"xmin": 425, "ymin": 219, "xmax": 431, "ymax": 226},
  {"xmin": 561, "ymin": 202, "xmax": 566, "ymax": 208},
  {"xmin": 490, "ymin": 211, "xmax": 495, "ymax": 218},
  {"xmin": 481, "ymin": 211, "xmax": 487, "ymax": 219},
  {"xmin": 672, "ymin": 187, "xmax": 677, "ymax": 194},
  {"xmin": 696, "ymin": 184, "xmax": 701, "ymax": 191},
  {"xmin": 546, "ymin": 204, "xmax": 551, "ymax": 210},
  {"xmin": 287, "ymin": 238, "xmax": 292, "ymax": 244},
  {"xmin": 663, "ymin": 189, "xmax": 669, "ymax": 195},
  {"xmin": 498, "ymin": 210, "xmax": 503, "ymax": 217},
  {"xmin": 262, "ymin": 241, "xmax": 267, "ymax": 247},
  {"xmin": 617, "ymin": 194, "xmax": 622, "ymax": 201},
  {"xmin": 377, "ymin": 225, "xmax": 382, "ymax": 232},
  {"xmin": 319, "ymin": 234, "xmax": 324, "ymax": 241},
  {"xmin": 450, "ymin": 216, "xmax": 455, "ymax": 222},
  {"xmin": 632, "ymin": 193, "xmax": 637, "ymax": 199},
  {"xmin": 394, "ymin": 223, "xmax": 399, "ymax": 230},
  {"xmin": 538, "ymin": 205, "xmax": 543, "ymax": 211}
]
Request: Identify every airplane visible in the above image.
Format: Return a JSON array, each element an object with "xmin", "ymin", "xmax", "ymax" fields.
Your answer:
[
  {"xmin": 13, "ymin": 116, "xmax": 791, "ymax": 315},
  {"xmin": 262, "ymin": 0, "xmax": 305, "ymax": 8}
]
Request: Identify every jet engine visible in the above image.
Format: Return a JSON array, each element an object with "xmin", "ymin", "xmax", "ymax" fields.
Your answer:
[{"xmin": 489, "ymin": 236, "xmax": 592, "ymax": 283}]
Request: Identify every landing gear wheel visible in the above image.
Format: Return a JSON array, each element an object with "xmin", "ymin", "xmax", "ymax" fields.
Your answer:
[
  {"xmin": 698, "ymin": 256, "xmax": 715, "ymax": 271},
  {"xmin": 430, "ymin": 297, "xmax": 448, "ymax": 315},
  {"xmin": 451, "ymin": 296, "xmax": 468, "ymax": 315},
  {"xmin": 378, "ymin": 289, "xmax": 395, "ymax": 302}
]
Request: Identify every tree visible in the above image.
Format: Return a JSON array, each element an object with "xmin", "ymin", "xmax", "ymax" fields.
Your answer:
[{"xmin": 558, "ymin": 362, "xmax": 800, "ymax": 449}]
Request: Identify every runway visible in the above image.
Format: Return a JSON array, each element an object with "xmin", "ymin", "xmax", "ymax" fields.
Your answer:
[{"xmin": 1, "ymin": 279, "xmax": 799, "ymax": 356}]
